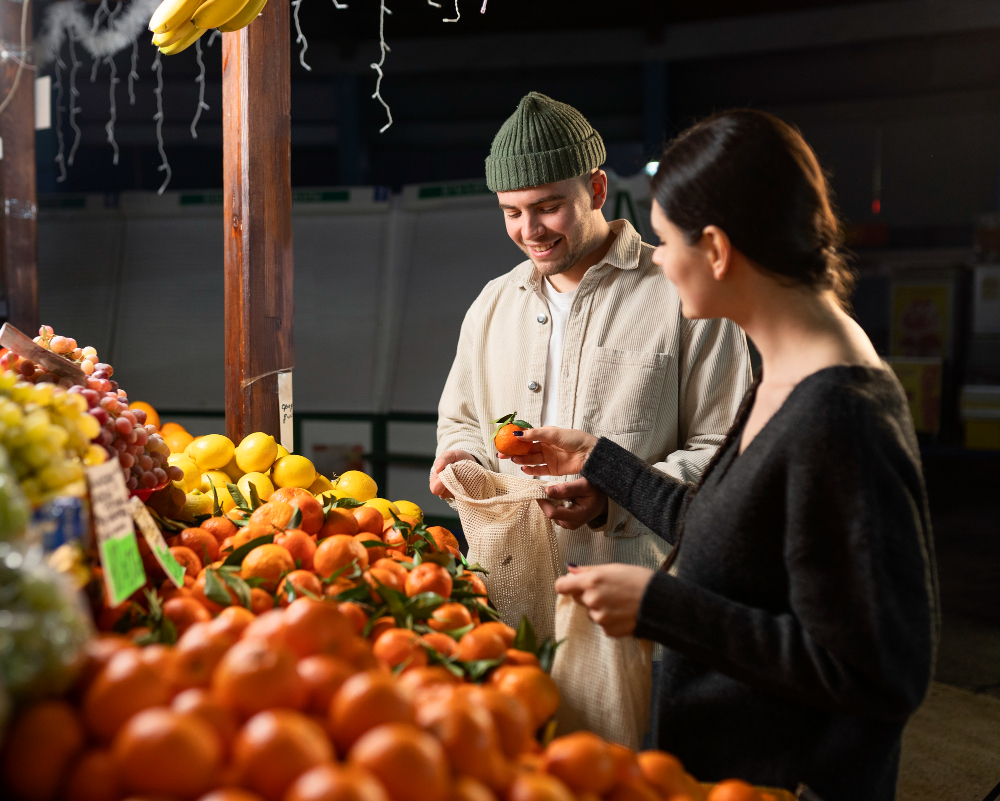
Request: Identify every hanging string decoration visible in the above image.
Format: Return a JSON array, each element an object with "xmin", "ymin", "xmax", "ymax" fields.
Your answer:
[
  {"xmin": 151, "ymin": 50, "xmax": 172, "ymax": 194},
  {"xmin": 105, "ymin": 53, "xmax": 120, "ymax": 164},
  {"xmin": 190, "ymin": 38, "xmax": 209, "ymax": 138},
  {"xmin": 443, "ymin": 0, "xmax": 459, "ymax": 23},
  {"xmin": 371, "ymin": 0, "xmax": 393, "ymax": 133},
  {"xmin": 128, "ymin": 39, "xmax": 140, "ymax": 105},
  {"xmin": 66, "ymin": 33, "xmax": 83, "ymax": 167},
  {"xmin": 53, "ymin": 52, "xmax": 68, "ymax": 183},
  {"xmin": 291, "ymin": 0, "xmax": 311, "ymax": 71}
]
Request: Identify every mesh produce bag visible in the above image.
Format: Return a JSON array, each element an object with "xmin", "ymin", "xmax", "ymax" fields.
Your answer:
[{"xmin": 439, "ymin": 460, "xmax": 652, "ymax": 748}]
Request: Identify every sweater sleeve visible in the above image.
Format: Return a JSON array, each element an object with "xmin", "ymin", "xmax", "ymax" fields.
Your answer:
[
  {"xmin": 633, "ymin": 389, "xmax": 938, "ymax": 722},
  {"xmin": 581, "ymin": 436, "xmax": 695, "ymax": 546}
]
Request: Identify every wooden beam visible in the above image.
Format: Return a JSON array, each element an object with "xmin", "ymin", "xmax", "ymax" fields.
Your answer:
[
  {"xmin": 222, "ymin": 0, "xmax": 294, "ymax": 444},
  {"xmin": 0, "ymin": 0, "xmax": 39, "ymax": 334}
]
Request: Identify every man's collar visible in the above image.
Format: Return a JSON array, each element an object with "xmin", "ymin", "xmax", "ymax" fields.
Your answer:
[{"xmin": 515, "ymin": 219, "xmax": 641, "ymax": 289}]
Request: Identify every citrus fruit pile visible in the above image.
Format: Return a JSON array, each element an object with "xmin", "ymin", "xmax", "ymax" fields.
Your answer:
[{"xmin": 0, "ymin": 592, "xmax": 783, "ymax": 801}]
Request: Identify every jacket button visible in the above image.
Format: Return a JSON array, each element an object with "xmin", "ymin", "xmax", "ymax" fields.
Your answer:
[
  {"xmin": 537, "ymin": 314, "xmax": 548, "ymax": 324},
  {"xmin": 528, "ymin": 381, "xmax": 540, "ymax": 392}
]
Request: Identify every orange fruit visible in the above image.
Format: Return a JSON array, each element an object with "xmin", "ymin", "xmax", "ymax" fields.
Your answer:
[
  {"xmin": 297, "ymin": 655, "xmax": 358, "ymax": 715},
  {"xmin": 274, "ymin": 529, "xmax": 317, "ymax": 572},
  {"xmin": 211, "ymin": 605, "xmax": 257, "ymax": 639},
  {"xmin": 367, "ymin": 616, "xmax": 397, "ymax": 642},
  {"xmin": 170, "ymin": 545, "xmax": 204, "ymax": 578},
  {"xmin": 242, "ymin": 543, "xmax": 296, "ymax": 592},
  {"xmin": 271, "ymin": 488, "xmax": 325, "ymax": 535},
  {"xmin": 415, "ymin": 694, "xmax": 501, "ymax": 789},
  {"xmin": 285, "ymin": 763, "xmax": 391, "ymax": 801},
  {"xmin": 488, "ymin": 666, "xmax": 560, "ymax": 731},
  {"xmin": 315, "ymin": 534, "xmax": 369, "ymax": 577},
  {"xmin": 507, "ymin": 650, "xmax": 541, "ymax": 668},
  {"xmin": 319, "ymin": 508, "xmax": 360, "ymax": 539},
  {"xmin": 706, "ymin": 780, "xmax": 762, "ymax": 801},
  {"xmin": 348, "ymin": 723, "xmax": 449, "ymax": 801},
  {"xmin": 163, "ymin": 595, "xmax": 213, "ymax": 636},
  {"xmin": 351, "ymin": 506, "xmax": 384, "ymax": 537},
  {"xmin": 62, "ymin": 749, "xmax": 120, "ymax": 801},
  {"xmin": 213, "ymin": 638, "xmax": 305, "ymax": 718},
  {"xmin": 343, "ymin": 635, "xmax": 380, "ymax": 671},
  {"xmin": 192, "ymin": 568, "xmax": 239, "ymax": 615},
  {"xmin": 475, "ymin": 621, "xmax": 516, "ymax": 648},
  {"xmin": 201, "ymin": 516, "xmax": 239, "ymax": 544},
  {"xmin": 329, "ymin": 670, "xmax": 416, "ymax": 753},
  {"xmin": 112, "ymin": 707, "xmax": 221, "ymax": 798},
  {"xmin": 164, "ymin": 428, "xmax": 195, "ymax": 454},
  {"xmin": 373, "ymin": 628, "xmax": 429, "ymax": 672},
  {"xmin": 636, "ymin": 751, "xmax": 701, "ymax": 799},
  {"xmin": 243, "ymin": 608, "xmax": 287, "ymax": 647},
  {"xmin": 428, "ymin": 603, "xmax": 473, "ymax": 633},
  {"xmin": 421, "ymin": 632, "xmax": 457, "ymax": 658},
  {"xmin": 507, "ymin": 773, "xmax": 574, "ymax": 801},
  {"xmin": 179, "ymin": 527, "xmax": 221, "ymax": 564},
  {"xmin": 605, "ymin": 782, "xmax": 661, "ymax": 801},
  {"xmin": 458, "ymin": 686, "xmax": 533, "ymax": 760},
  {"xmin": 129, "ymin": 402, "xmax": 160, "ymax": 429},
  {"xmin": 339, "ymin": 602, "xmax": 369, "ymax": 635},
  {"xmin": 172, "ymin": 687, "xmax": 239, "ymax": 757},
  {"xmin": 198, "ymin": 790, "xmax": 268, "ymax": 801},
  {"xmin": 381, "ymin": 514, "xmax": 419, "ymax": 540},
  {"xmin": 462, "ymin": 572, "xmax": 487, "ymax": 597},
  {"xmin": 232, "ymin": 710, "xmax": 334, "ymax": 801},
  {"xmin": 364, "ymin": 567, "xmax": 406, "ymax": 603},
  {"xmin": 73, "ymin": 635, "xmax": 137, "ymax": 693},
  {"xmin": 278, "ymin": 569, "xmax": 324, "ymax": 605},
  {"xmin": 494, "ymin": 423, "xmax": 531, "ymax": 456},
  {"xmin": 283, "ymin": 597, "xmax": 355, "ymax": 659},
  {"xmin": 160, "ymin": 421, "xmax": 186, "ymax": 436},
  {"xmin": 355, "ymin": 532, "xmax": 387, "ymax": 563},
  {"xmin": 249, "ymin": 500, "xmax": 296, "ymax": 532},
  {"xmin": 425, "ymin": 526, "xmax": 461, "ymax": 556},
  {"xmin": 450, "ymin": 777, "xmax": 498, "ymax": 801},
  {"xmin": 139, "ymin": 642, "xmax": 177, "ymax": 676},
  {"xmin": 371, "ymin": 557, "xmax": 409, "ymax": 581},
  {"xmin": 1, "ymin": 701, "xmax": 84, "ymax": 801},
  {"xmin": 83, "ymin": 648, "xmax": 173, "ymax": 742},
  {"xmin": 454, "ymin": 627, "xmax": 506, "ymax": 662},
  {"xmin": 396, "ymin": 666, "xmax": 461, "ymax": 698},
  {"xmin": 251, "ymin": 587, "xmax": 275, "ymax": 614},
  {"xmin": 404, "ymin": 563, "xmax": 452, "ymax": 598},
  {"xmin": 607, "ymin": 743, "xmax": 643, "ymax": 785},
  {"xmin": 542, "ymin": 732, "xmax": 615, "ymax": 794},
  {"xmin": 171, "ymin": 620, "xmax": 239, "ymax": 690}
]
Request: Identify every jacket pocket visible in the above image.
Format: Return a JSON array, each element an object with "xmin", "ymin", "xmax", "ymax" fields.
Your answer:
[{"xmin": 579, "ymin": 347, "xmax": 670, "ymax": 435}]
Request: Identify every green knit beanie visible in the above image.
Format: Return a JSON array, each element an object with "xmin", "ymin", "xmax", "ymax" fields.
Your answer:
[{"xmin": 485, "ymin": 92, "xmax": 606, "ymax": 192}]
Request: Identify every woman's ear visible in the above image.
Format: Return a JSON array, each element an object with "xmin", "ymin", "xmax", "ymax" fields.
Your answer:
[{"xmin": 701, "ymin": 225, "xmax": 732, "ymax": 282}]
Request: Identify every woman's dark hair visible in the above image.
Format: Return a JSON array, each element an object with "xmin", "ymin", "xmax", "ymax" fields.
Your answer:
[{"xmin": 651, "ymin": 109, "xmax": 855, "ymax": 304}]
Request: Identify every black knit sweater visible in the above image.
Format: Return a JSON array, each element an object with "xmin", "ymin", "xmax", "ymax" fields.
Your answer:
[{"xmin": 581, "ymin": 366, "xmax": 939, "ymax": 801}]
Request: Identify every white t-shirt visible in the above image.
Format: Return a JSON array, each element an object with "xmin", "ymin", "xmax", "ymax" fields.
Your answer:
[{"xmin": 539, "ymin": 277, "xmax": 577, "ymax": 428}]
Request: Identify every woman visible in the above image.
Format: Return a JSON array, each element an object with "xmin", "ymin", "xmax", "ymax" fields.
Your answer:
[{"xmin": 506, "ymin": 110, "xmax": 939, "ymax": 800}]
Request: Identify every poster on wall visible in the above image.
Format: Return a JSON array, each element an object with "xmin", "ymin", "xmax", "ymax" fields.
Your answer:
[
  {"xmin": 887, "ymin": 357, "xmax": 943, "ymax": 433},
  {"xmin": 890, "ymin": 280, "xmax": 953, "ymax": 359}
]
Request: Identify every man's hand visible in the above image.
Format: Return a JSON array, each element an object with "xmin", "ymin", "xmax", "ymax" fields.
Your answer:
[
  {"xmin": 429, "ymin": 450, "xmax": 477, "ymax": 499},
  {"xmin": 554, "ymin": 564, "xmax": 655, "ymax": 637},
  {"xmin": 538, "ymin": 478, "xmax": 608, "ymax": 530}
]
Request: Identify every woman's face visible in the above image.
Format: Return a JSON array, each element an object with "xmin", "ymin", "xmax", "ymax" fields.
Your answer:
[{"xmin": 650, "ymin": 200, "xmax": 719, "ymax": 319}]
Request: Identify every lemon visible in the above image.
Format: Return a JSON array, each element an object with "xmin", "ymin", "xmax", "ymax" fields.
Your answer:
[
  {"xmin": 188, "ymin": 434, "xmax": 235, "ymax": 470},
  {"xmin": 183, "ymin": 436, "xmax": 202, "ymax": 459},
  {"xmin": 364, "ymin": 498, "xmax": 400, "ymax": 520},
  {"xmin": 201, "ymin": 470, "xmax": 236, "ymax": 512},
  {"xmin": 393, "ymin": 500, "xmax": 423, "ymax": 522},
  {"xmin": 235, "ymin": 432, "xmax": 278, "ymax": 473},
  {"xmin": 238, "ymin": 472, "xmax": 274, "ymax": 504},
  {"xmin": 222, "ymin": 455, "xmax": 245, "ymax": 483},
  {"xmin": 181, "ymin": 491, "xmax": 214, "ymax": 521},
  {"xmin": 335, "ymin": 470, "xmax": 377, "ymax": 502},
  {"xmin": 271, "ymin": 454, "xmax": 316, "ymax": 489},
  {"xmin": 316, "ymin": 487, "xmax": 352, "ymax": 504},
  {"xmin": 167, "ymin": 454, "xmax": 202, "ymax": 493},
  {"xmin": 276, "ymin": 443, "xmax": 290, "ymax": 459},
  {"xmin": 309, "ymin": 475, "xmax": 335, "ymax": 495}
]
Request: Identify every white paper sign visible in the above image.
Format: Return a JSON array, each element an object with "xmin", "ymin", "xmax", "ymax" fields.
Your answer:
[{"xmin": 278, "ymin": 370, "xmax": 293, "ymax": 452}]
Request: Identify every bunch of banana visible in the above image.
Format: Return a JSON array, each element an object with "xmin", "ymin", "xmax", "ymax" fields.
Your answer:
[{"xmin": 148, "ymin": 0, "xmax": 270, "ymax": 54}]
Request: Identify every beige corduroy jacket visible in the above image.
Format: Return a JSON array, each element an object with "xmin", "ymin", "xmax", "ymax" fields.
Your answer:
[{"xmin": 436, "ymin": 219, "xmax": 752, "ymax": 570}]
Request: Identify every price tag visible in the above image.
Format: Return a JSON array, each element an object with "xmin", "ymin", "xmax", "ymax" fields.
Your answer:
[
  {"xmin": 130, "ymin": 496, "xmax": 184, "ymax": 588},
  {"xmin": 278, "ymin": 370, "xmax": 293, "ymax": 452},
  {"xmin": 87, "ymin": 460, "xmax": 146, "ymax": 606}
]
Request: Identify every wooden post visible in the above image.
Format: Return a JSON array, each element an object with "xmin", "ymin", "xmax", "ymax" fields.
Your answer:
[
  {"xmin": 0, "ymin": 0, "xmax": 40, "ymax": 334},
  {"xmin": 221, "ymin": 0, "xmax": 294, "ymax": 444}
]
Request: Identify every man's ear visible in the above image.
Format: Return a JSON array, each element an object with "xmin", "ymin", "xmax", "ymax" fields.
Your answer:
[
  {"xmin": 589, "ymin": 170, "xmax": 609, "ymax": 211},
  {"xmin": 701, "ymin": 225, "xmax": 733, "ymax": 281}
]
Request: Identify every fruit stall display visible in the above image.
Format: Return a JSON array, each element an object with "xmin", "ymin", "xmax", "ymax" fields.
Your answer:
[{"xmin": 0, "ymin": 326, "xmax": 795, "ymax": 801}]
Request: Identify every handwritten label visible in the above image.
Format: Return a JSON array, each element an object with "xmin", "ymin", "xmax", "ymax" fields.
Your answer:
[
  {"xmin": 87, "ymin": 460, "xmax": 146, "ymax": 606},
  {"xmin": 130, "ymin": 496, "xmax": 184, "ymax": 588},
  {"xmin": 278, "ymin": 370, "xmax": 293, "ymax": 453}
]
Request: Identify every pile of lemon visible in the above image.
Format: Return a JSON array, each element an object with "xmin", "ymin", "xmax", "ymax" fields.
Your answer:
[{"xmin": 160, "ymin": 424, "xmax": 421, "ymax": 524}]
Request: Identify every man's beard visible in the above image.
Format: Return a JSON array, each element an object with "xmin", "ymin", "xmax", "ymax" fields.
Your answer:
[{"xmin": 524, "ymin": 237, "xmax": 592, "ymax": 277}]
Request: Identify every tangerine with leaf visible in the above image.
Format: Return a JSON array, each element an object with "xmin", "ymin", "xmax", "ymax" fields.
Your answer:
[{"xmin": 493, "ymin": 412, "xmax": 533, "ymax": 456}]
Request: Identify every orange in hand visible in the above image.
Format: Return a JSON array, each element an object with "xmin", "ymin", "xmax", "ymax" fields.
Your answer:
[{"xmin": 493, "ymin": 412, "xmax": 532, "ymax": 456}]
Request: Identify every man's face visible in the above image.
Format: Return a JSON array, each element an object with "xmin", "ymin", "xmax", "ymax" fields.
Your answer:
[{"xmin": 497, "ymin": 173, "xmax": 605, "ymax": 277}]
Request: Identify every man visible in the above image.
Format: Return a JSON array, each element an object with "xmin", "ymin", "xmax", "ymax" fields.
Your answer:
[{"xmin": 431, "ymin": 91, "xmax": 751, "ymax": 572}]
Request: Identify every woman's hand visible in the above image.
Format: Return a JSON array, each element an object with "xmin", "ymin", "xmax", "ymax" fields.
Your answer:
[
  {"xmin": 538, "ymin": 478, "xmax": 607, "ymax": 530},
  {"xmin": 498, "ymin": 426, "xmax": 599, "ymax": 476},
  {"xmin": 554, "ymin": 564, "xmax": 654, "ymax": 637}
]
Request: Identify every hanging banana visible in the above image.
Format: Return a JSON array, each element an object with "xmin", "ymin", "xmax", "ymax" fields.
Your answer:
[{"xmin": 216, "ymin": 0, "xmax": 269, "ymax": 32}]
